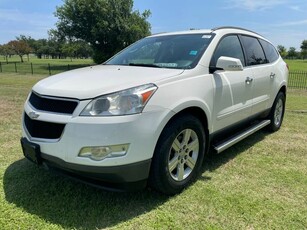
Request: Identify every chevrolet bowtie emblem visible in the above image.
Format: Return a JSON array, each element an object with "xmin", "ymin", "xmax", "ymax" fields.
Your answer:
[{"xmin": 28, "ymin": 111, "xmax": 40, "ymax": 119}]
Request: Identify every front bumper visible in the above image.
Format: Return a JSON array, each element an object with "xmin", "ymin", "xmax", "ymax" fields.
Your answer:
[
  {"xmin": 22, "ymin": 98, "xmax": 171, "ymax": 167},
  {"xmin": 21, "ymin": 137, "xmax": 151, "ymax": 191},
  {"xmin": 21, "ymin": 93, "xmax": 174, "ymax": 191}
]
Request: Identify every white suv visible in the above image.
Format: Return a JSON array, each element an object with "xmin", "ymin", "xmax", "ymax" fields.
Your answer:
[{"xmin": 21, "ymin": 27, "xmax": 288, "ymax": 195}]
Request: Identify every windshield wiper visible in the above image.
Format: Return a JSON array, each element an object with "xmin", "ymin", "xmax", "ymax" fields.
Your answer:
[{"xmin": 128, "ymin": 63, "xmax": 161, "ymax": 68}]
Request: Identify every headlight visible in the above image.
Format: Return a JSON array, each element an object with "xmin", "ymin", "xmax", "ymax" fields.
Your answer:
[{"xmin": 80, "ymin": 84, "xmax": 157, "ymax": 116}]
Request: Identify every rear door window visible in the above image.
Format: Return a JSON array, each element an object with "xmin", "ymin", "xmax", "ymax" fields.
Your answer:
[
  {"xmin": 241, "ymin": 36, "xmax": 266, "ymax": 66},
  {"xmin": 259, "ymin": 39, "xmax": 279, "ymax": 63}
]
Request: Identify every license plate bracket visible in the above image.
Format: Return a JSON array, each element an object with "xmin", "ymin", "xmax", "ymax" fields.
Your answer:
[{"xmin": 21, "ymin": 138, "xmax": 42, "ymax": 165}]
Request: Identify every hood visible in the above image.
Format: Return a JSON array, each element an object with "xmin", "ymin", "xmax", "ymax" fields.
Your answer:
[{"xmin": 33, "ymin": 65, "xmax": 184, "ymax": 99}]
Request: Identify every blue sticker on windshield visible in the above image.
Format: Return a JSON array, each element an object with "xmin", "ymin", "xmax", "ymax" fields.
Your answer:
[{"xmin": 189, "ymin": 50, "xmax": 198, "ymax": 56}]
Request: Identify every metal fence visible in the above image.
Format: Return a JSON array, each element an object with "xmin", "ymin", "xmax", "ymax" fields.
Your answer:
[
  {"xmin": 288, "ymin": 71, "xmax": 307, "ymax": 90},
  {"xmin": 0, "ymin": 61, "xmax": 306, "ymax": 90},
  {"xmin": 0, "ymin": 61, "xmax": 91, "ymax": 75}
]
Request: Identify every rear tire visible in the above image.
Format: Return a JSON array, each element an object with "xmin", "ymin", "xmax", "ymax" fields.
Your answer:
[
  {"xmin": 149, "ymin": 115, "xmax": 206, "ymax": 195},
  {"xmin": 267, "ymin": 92, "xmax": 285, "ymax": 132}
]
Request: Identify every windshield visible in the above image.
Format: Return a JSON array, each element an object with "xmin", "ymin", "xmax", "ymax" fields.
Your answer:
[{"xmin": 105, "ymin": 34, "xmax": 213, "ymax": 69}]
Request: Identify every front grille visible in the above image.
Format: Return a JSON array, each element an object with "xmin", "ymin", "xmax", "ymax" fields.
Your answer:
[
  {"xmin": 29, "ymin": 92, "xmax": 78, "ymax": 115},
  {"xmin": 24, "ymin": 113, "xmax": 66, "ymax": 139}
]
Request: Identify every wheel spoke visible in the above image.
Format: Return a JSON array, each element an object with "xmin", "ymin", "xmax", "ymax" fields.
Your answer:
[
  {"xmin": 182, "ymin": 129, "xmax": 192, "ymax": 145},
  {"xmin": 278, "ymin": 101, "xmax": 283, "ymax": 111},
  {"xmin": 186, "ymin": 156, "xmax": 196, "ymax": 169},
  {"xmin": 277, "ymin": 104, "xmax": 282, "ymax": 111},
  {"xmin": 187, "ymin": 139, "xmax": 199, "ymax": 152},
  {"xmin": 168, "ymin": 156, "xmax": 179, "ymax": 172},
  {"xmin": 177, "ymin": 163, "xmax": 185, "ymax": 181},
  {"xmin": 172, "ymin": 138, "xmax": 181, "ymax": 152}
]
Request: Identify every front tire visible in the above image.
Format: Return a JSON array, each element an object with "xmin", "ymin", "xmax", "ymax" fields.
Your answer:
[
  {"xmin": 149, "ymin": 115, "xmax": 206, "ymax": 195},
  {"xmin": 267, "ymin": 92, "xmax": 286, "ymax": 132}
]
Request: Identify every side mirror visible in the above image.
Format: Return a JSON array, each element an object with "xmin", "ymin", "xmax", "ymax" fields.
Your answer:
[
  {"xmin": 210, "ymin": 56, "xmax": 244, "ymax": 73},
  {"xmin": 217, "ymin": 56, "xmax": 244, "ymax": 71}
]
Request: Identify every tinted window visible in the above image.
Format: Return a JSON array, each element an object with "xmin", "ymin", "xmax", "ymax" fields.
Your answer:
[
  {"xmin": 241, "ymin": 36, "xmax": 266, "ymax": 66},
  {"xmin": 211, "ymin": 35, "xmax": 245, "ymax": 66},
  {"xmin": 259, "ymin": 39, "xmax": 279, "ymax": 63}
]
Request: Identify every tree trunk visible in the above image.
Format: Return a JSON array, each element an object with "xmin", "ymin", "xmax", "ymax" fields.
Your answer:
[{"xmin": 19, "ymin": 55, "xmax": 24, "ymax": 62}]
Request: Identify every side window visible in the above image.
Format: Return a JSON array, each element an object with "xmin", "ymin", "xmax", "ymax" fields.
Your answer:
[
  {"xmin": 259, "ymin": 39, "xmax": 279, "ymax": 63},
  {"xmin": 241, "ymin": 36, "xmax": 266, "ymax": 66},
  {"xmin": 211, "ymin": 35, "xmax": 245, "ymax": 67}
]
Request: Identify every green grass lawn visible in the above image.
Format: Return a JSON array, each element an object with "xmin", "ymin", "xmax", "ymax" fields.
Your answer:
[
  {"xmin": 0, "ymin": 73, "xmax": 306, "ymax": 229},
  {"xmin": 285, "ymin": 59, "xmax": 307, "ymax": 71}
]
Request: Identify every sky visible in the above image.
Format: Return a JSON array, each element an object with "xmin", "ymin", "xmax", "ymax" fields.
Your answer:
[{"xmin": 0, "ymin": 0, "xmax": 307, "ymax": 50}]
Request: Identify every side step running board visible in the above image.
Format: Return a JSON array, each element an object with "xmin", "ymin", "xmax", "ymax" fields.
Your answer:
[{"xmin": 213, "ymin": 120, "xmax": 271, "ymax": 154}]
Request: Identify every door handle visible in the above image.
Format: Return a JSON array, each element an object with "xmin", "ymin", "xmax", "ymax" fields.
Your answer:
[
  {"xmin": 270, "ymin": 73, "xmax": 276, "ymax": 79},
  {"xmin": 245, "ymin": 77, "xmax": 253, "ymax": 85}
]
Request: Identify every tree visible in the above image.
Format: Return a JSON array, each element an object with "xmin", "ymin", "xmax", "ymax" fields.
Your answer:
[
  {"xmin": 54, "ymin": 0, "xmax": 151, "ymax": 63},
  {"xmin": 7, "ymin": 40, "xmax": 32, "ymax": 62},
  {"xmin": 301, "ymin": 40, "xmax": 307, "ymax": 60},
  {"xmin": 287, "ymin": 47, "xmax": 297, "ymax": 59},
  {"xmin": 277, "ymin": 45, "xmax": 287, "ymax": 58},
  {"xmin": 61, "ymin": 40, "xmax": 93, "ymax": 60},
  {"xmin": 75, "ymin": 41, "xmax": 93, "ymax": 58},
  {"xmin": 34, "ymin": 39, "xmax": 50, "ymax": 58},
  {"xmin": 0, "ymin": 44, "xmax": 14, "ymax": 63},
  {"xmin": 16, "ymin": 35, "xmax": 36, "ymax": 61},
  {"xmin": 48, "ymin": 29, "xmax": 66, "ymax": 59}
]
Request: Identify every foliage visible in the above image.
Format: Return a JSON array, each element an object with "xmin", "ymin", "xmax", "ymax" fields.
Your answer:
[
  {"xmin": 61, "ymin": 40, "xmax": 93, "ymax": 60},
  {"xmin": 54, "ymin": 0, "xmax": 151, "ymax": 63},
  {"xmin": 2, "ymin": 34, "xmax": 93, "ymax": 60},
  {"xmin": 277, "ymin": 45, "xmax": 287, "ymax": 58},
  {"xmin": 34, "ymin": 39, "xmax": 51, "ymax": 58},
  {"xmin": 6, "ymin": 40, "xmax": 32, "ymax": 62},
  {"xmin": 16, "ymin": 35, "xmax": 36, "ymax": 51},
  {"xmin": 301, "ymin": 40, "xmax": 307, "ymax": 60},
  {"xmin": 0, "ymin": 44, "xmax": 14, "ymax": 63},
  {"xmin": 287, "ymin": 47, "xmax": 297, "ymax": 59}
]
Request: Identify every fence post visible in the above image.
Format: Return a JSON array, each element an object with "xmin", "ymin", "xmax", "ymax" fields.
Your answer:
[
  {"xmin": 68, "ymin": 64, "xmax": 70, "ymax": 70},
  {"xmin": 14, "ymin": 62, "xmax": 17, "ymax": 73},
  {"xmin": 0, "ymin": 62, "xmax": 2, "ymax": 73},
  {"xmin": 304, "ymin": 71, "xmax": 307, "ymax": 90},
  {"xmin": 48, "ymin": 63, "xmax": 51, "ymax": 75}
]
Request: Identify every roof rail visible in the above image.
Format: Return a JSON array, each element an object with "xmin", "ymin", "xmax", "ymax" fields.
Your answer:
[{"xmin": 211, "ymin": 26, "xmax": 262, "ymax": 36}]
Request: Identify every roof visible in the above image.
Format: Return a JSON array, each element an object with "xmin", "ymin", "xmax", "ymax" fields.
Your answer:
[{"xmin": 149, "ymin": 26, "xmax": 266, "ymax": 41}]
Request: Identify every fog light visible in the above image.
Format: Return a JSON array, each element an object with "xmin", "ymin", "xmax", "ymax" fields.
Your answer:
[{"xmin": 79, "ymin": 144, "xmax": 129, "ymax": 161}]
